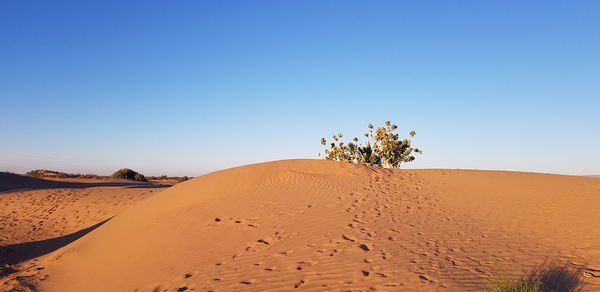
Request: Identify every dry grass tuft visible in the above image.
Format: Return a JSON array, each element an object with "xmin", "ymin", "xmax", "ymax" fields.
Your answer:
[{"xmin": 488, "ymin": 264, "xmax": 584, "ymax": 292}]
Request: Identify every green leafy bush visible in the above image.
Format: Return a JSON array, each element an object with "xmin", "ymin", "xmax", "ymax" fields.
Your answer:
[
  {"xmin": 110, "ymin": 168, "xmax": 147, "ymax": 182},
  {"xmin": 320, "ymin": 121, "xmax": 422, "ymax": 169}
]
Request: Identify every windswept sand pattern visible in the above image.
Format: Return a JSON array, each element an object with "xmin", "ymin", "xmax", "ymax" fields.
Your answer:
[
  {"xmin": 3, "ymin": 160, "xmax": 599, "ymax": 291},
  {"xmin": 0, "ymin": 188, "xmax": 157, "ymax": 246},
  {"xmin": 0, "ymin": 185, "xmax": 160, "ymax": 291}
]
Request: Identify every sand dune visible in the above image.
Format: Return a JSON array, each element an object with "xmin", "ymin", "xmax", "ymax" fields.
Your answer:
[
  {"xmin": 0, "ymin": 175, "xmax": 165, "ymax": 290},
  {"xmin": 0, "ymin": 172, "xmax": 159, "ymax": 194},
  {"xmin": 2, "ymin": 160, "xmax": 600, "ymax": 291},
  {"xmin": 0, "ymin": 173, "xmax": 84, "ymax": 194}
]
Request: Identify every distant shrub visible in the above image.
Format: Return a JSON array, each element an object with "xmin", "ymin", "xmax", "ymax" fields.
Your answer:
[
  {"xmin": 77, "ymin": 174, "xmax": 104, "ymax": 179},
  {"xmin": 146, "ymin": 175, "xmax": 191, "ymax": 183},
  {"xmin": 25, "ymin": 170, "xmax": 43, "ymax": 178},
  {"xmin": 320, "ymin": 121, "xmax": 422, "ymax": 169},
  {"xmin": 24, "ymin": 169, "xmax": 106, "ymax": 179},
  {"xmin": 110, "ymin": 168, "xmax": 147, "ymax": 182},
  {"xmin": 134, "ymin": 173, "xmax": 145, "ymax": 181},
  {"xmin": 56, "ymin": 172, "xmax": 69, "ymax": 178},
  {"xmin": 25, "ymin": 169, "xmax": 72, "ymax": 178}
]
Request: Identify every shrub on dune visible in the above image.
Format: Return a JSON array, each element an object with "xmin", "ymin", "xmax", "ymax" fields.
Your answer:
[
  {"xmin": 320, "ymin": 121, "xmax": 422, "ymax": 169},
  {"xmin": 110, "ymin": 168, "xmax": 147, "ymax": 182}
]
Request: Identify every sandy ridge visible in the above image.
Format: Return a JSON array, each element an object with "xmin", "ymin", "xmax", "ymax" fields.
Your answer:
[{"xmin": 2, "ymin": 160, "xmax": 599, "ymax": 291}]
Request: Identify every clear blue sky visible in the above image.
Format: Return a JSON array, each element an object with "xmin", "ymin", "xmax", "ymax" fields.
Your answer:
[{"xmin": 1, "ymin": 1, "xmax": 599, "ymax": 176}]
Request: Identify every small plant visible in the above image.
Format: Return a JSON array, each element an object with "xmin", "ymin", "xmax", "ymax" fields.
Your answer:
[
  {"xmin": 110, "ymin": 168, "xmax": 147, "ymax": 182},
  {"xmin": 487, "ymin": 278, "xmax": 543, "ymax": 292},
  {"xmin": 319, "ymin": 121, "xmax": 422, "ymax": 169},
  {"xmin": 488, "ymin": 264, "xmax": 583, "ymax": 292}
]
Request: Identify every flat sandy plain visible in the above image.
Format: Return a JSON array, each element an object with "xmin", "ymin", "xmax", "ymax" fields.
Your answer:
[{"xmin": 1, "ymin": 160, "xmax": 599, "ymax": 291}]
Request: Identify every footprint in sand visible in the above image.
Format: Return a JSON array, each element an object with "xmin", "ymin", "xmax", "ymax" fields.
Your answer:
[
  {"xmin": 279, "ymin": 250, "xmax": 294, "ymax": 256},
  {"xmin": 358, "ymin": 244, "xmax": 371, "ymax": 252},
  {"xmin": 342, "ymin": 234, "xmax": 356, "ymax": 242}
]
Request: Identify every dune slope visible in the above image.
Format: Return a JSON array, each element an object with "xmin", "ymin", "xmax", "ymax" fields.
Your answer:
[
  {"xmin": 24, "ymin": 160, "xmax": 600, "ymax": 291},
  {"xmin": 0, "ymin": 173, "xmax": 70, "ymax": 193},
  {"xmin": 0, "ymin": 177, "xmax": 164, "ymax": 291}
]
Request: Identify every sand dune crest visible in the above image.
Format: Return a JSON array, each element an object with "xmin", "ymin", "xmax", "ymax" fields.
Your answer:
[{"xmin": 4, "ymin": 160, "xmax": 598, "ymax": 291}]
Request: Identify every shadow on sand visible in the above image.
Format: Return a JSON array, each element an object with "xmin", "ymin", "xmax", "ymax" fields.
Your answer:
[
  {"xmin": 0, "ymin": 218, "xmax": 111, "ymax": 267},
  {"xmin": 488, "ymin": 262, "xmax": 585, "ymax": 292},
  {"xmin": 528, "ymin": 264, "xmax": 585, "ymax": 292},
  {"xmin": 0, "ymin": 172, "xmax": 169, "ymax": 194}
]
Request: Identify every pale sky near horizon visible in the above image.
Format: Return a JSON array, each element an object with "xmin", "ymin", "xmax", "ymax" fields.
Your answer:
[{"xmin": 1, "ymin": 1, "xmax": 599, "ymax": 176}]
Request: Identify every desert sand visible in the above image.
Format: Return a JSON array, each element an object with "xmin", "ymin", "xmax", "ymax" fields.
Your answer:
[
  {"xmin": 2, "ymin": 160, "xmax": 600, "ymax": 291},
  {"xmin": 0, "ymin": 173, "xmax": 165, "ymax": 291}
]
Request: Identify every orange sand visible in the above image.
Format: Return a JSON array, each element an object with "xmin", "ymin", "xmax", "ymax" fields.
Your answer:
[
  {"xmin": 2, "ymin": 160, "xmax": 599, "ymax": 291},
  {"xmin": 0, "ymin": 173, "xmax": 163, "ymax": 291}
]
